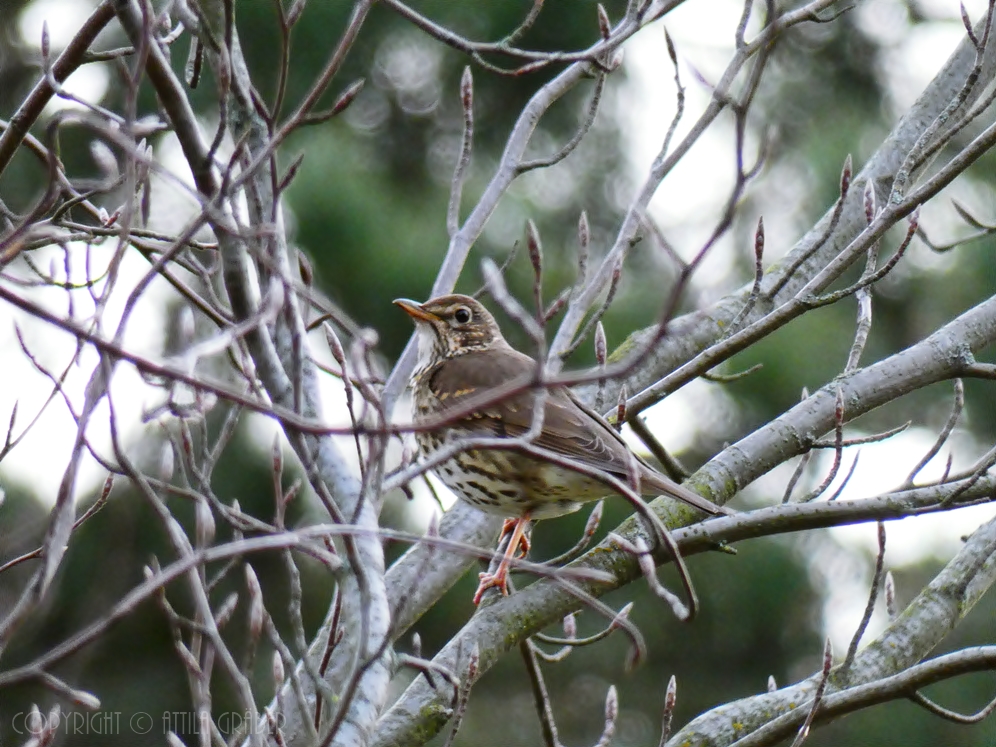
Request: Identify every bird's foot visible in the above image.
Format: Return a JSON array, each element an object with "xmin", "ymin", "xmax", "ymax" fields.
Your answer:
[{"xmin": 473, "ymin": 567, "xmax": 510, "ymax": 605}]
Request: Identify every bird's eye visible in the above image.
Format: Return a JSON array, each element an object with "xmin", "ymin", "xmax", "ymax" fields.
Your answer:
[{"xmin": 453, "ymin": 307, "xmax": 472, "ymax": 324}]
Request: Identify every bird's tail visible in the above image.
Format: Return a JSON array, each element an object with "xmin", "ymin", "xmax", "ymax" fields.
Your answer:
[{"xmin": 645, "ymin": 471, "xmax": 734, "ymax": 517}]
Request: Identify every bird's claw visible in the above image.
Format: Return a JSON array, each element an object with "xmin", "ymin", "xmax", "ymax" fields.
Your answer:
[{"xmin": 473, "ymin": 568, "xmax": 510, "ymax": 605}]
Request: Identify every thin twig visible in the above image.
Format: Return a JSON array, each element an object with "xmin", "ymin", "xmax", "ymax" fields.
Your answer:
[
  {"xmin": 788, "ymin": 638, "xmax": 833, "ymax": 747},
  {"xmin": 842, "ymin": 522, "xmax": 887, "ymax": 671}
]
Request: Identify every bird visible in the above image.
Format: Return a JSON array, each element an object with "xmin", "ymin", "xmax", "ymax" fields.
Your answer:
[{"xmin": 395, "ymin": 293, "xmax": 728, "ymax": 604}]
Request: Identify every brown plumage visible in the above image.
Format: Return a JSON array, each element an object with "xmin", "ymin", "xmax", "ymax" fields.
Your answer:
[{"xmin": 395, "ymin": 294, "xmax": 727, "ymax": 602}]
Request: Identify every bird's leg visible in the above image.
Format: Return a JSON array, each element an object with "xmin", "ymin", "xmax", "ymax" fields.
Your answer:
[
  {"xmin": 500, "ymin": 517, "xmax": 531, "ymax": 557},
  {"xmin": 474, "ymin": 514, "xmax": 531, "ymax": 605}
]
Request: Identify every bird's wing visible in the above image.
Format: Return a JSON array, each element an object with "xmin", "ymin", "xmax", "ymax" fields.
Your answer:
[
  {"xmin": 425, "ymin": 348, "xmax": 729, "ymax": 516},
  {"xmin": 426, "ymin": 347, "xmax": 626, "ymax": 467},
  {"xmin": 563, "ymin": 390, "xmax": 733, "ymax": 516}
]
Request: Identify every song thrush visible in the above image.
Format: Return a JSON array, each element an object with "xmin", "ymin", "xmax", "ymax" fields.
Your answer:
[{"xmin": 395, "ymin": 294, "xmax": 727, "ymax": 603}]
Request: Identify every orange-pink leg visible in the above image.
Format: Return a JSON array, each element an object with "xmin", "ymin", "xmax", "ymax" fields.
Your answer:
[
  {"xmin": 500, "ymin": 517, "xmax": 531, "ymax": 557},
  {"xmin": 474, "ymin": 514, "xmax": 531, "ymax": 605}
]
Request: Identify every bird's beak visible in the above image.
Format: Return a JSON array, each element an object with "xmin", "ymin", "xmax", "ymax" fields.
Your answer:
[{"xmin": 393, "ymin": 298, "xmax": 438, "ymax": 323}]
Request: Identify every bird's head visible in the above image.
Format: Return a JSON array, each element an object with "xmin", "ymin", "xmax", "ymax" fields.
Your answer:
[{"xmin": 394, "ymin": 294, "xmax": 504, "ymax": 368}]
